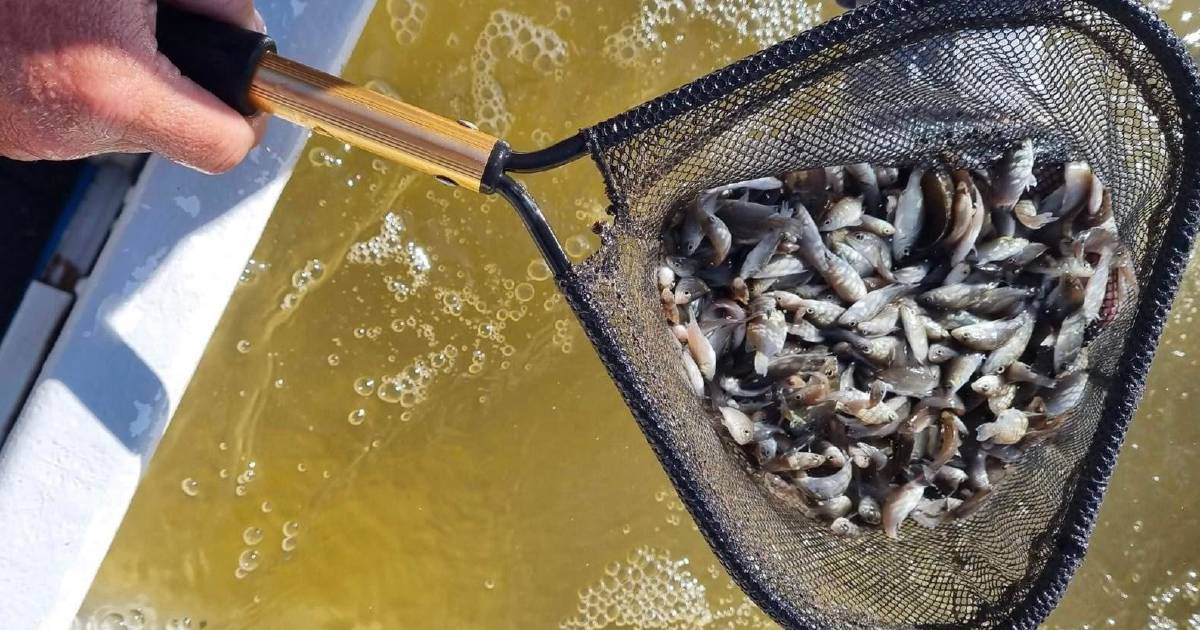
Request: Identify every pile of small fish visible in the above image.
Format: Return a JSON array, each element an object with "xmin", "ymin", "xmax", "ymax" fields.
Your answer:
[{"xmin": 659, "ymin": 140, "xmax": 1137, "ymax": 539}]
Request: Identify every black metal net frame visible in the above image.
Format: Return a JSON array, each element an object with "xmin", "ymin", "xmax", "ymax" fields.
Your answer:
[{"xmin": 513, "ymin": 0, "xmax": 1200, "ymax": 628}]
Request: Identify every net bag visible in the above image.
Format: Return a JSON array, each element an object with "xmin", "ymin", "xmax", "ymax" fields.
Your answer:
[{"xmin": 556, "ymin": 0, "xmax": 1200, "ymax": 627}]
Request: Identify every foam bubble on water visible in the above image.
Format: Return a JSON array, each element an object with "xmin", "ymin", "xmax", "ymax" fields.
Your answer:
[
  {"xmin": 559, "ymin": 547, "xmax": 770, "ymax": 629},
  {"xmin": 347, "ymin": 212, "xmax": 432, "ymax": 300},
  {"xmin": 238, "ymin": 549, "xmax": 261, "ymax": 572},
  {"xmin": 76, "ymin": 603, "xmax": 155, "ymax": 629},
  {"xmin": 236, "ymin": 339, "xmax": 252, "ymax": 354},
  {"xmin": 243, "ymin": 526, "xmax": 264, "ymax": 546},
  {"xmin": 386, "ymin": 0, "xmax": 428, "ymax": 45},
  {"xmin": 603, "ymin": 0, "xmax": 821, "ymax": 68},
  {"xmin": 1145, "ymin": 569, "xmax": 1200, "ymax": 629},
  {"xmin": 565, "ymin": 234, "xmax": 596, "ymax": 260},
  {"xmin": 471, "ymin": 11, "xmax": 568, "ymax": 135},
  {"xmin": 527, "ymin": 259, "xmax": 552, "ymax": 282},
  {"xmin": 280, "ymin": 259, "xmax": 326, "ymax": 311},
  {"xmin": 307, "ymin": 146, "xmax": 343, "ymax": 168},
  {"xmin": 353, "ymin": 376, "xmax": 377, "ymax": 397},
  {"xmin": 239, "ymin": 259, "xmax": 269, "ymax": 285},
  {"xmin": 180, "ymin": 478, "xmax": 199, "ymax": 497}
]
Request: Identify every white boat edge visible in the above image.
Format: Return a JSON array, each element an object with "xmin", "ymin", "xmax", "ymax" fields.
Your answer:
[{"xmin": 0, "ymin": 1, "xmax": 375, "ymax": 627}]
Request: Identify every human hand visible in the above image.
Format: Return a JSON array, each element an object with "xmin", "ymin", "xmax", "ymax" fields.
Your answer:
[{"xmin": 0, "ymin": 0, "xmax": 265, "ymax": 173}]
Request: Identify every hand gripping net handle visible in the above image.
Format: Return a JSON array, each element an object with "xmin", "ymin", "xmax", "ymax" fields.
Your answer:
[{"xmin": 564, "ymin": 0, "xmax": 1200, "ymax": 628}]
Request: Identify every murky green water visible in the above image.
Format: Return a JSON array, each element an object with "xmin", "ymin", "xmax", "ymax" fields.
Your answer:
[{"xmin": 77, "ymin": 1, "xmax": 1200, "ymax": 628}]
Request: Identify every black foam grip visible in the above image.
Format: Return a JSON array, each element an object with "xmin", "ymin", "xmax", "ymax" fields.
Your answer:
[{"xmin": 155, "ymin": 4, "xmax": 277, "ymax": 115}]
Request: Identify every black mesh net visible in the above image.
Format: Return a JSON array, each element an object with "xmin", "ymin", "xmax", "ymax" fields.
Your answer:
[{"xmin": 555, "ymin": 0, "xmax": 1200, "ymax": 628}]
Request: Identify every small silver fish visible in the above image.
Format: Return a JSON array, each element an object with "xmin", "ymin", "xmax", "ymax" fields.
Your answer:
[
  {"xmin": 950, "ymin": 182, "xmax": 986, "ymax": 267},
  {"xmin": 927, "ymin": 343, "xmax": 959, "ymax": 364},
  {"xmin": 820, "ymin": 196, "xmax": 865, "ymax": 231},
  {"xmin": 830, "ymin": 517, "xmax": 861, "ymax": 538},
  {"xmin": 944, "ymin": 352, "xmax": 985, "ymax": 392},
  {"xmin": 699, "ymin": 211, "xmax": 732, "ymax": 266},
  {"xmin": 1053, "ymin": 309, "xmax": 1087, "ymax": 373},
  {"xmin": 838, "ymin": 283, "xmax": 913, "ymax": 327},
  {"xmin": 686, "ymin": 321, "xmax": 717, "ymax": 380},
  {"xmin": 976, "ymin": 408, "xmax": 1029, "ymax": 444},
  {"xmin": 1013, "ymin": 199, "xmax": 1056, "ymax": 229},
  {"xmin": 951, "ymin": 315, "xmax": 1028, "ymax": 351},
  {"xmin": 1005, "ymin": 362, "xmax": 1055, "ymax": 388},
  {"xmin": 892, "ymin": 168, "xmax": 925, "ymax": 261},
  {"xmin": 1057, "ymin": 161, "xmax": 1094, "ymax": 216},
  {"xmin": 740, "ymin": 230, "xmax": 785, "ymax": 278},
  {"xmin": 656, "ymin": 266, "xmax": 675, "ymax": 291},
  {"xmin": 893, "ymin": 261, "xmax": 932, "ymax": 284},
  {"xmin": 815, "ymin": 496, "xmax": 854, "ymax": 520},
  {"xmin": 923, "ymin": 318, "xmax": 951, "ymax": 342},
  {"xmin": 975, "ymin": 237, "xmax": 1031, "ymax": 266},
  {"xmin": 752, "ymin": 255, "xmax": 809, "ymax": 279},
  {"xmin": 882, "ymin": 477, "xmax": 929, "ymax": 539},
  {"xmin": 981, "ymin": 312, "xmax": 1035, "ymax": 374},
  {"xmin": 681, "ymin": 194, "xmax": 716, "ymax": 254},
  {"xmin": 831, "ymin": 241, "xmax": 875, "ymax": 276},
  {"xmin": 1046, "ymin": 370, "xmax": 1088, "ymax": 417},
  {"xmin": 859, "ymin": 214, "xmax": 897, "ymax": 237},
  {"xmin": 795, "ymin": 299, "xmax": 846, "ymax": 327},
  {"xmin": 857, "ymin": 304, "xmax": 900, "ymax": 337},
  {"xmin": 846, "ymin": 163, "xmax": 881, "ymax": 210},
  {"xmin": 845, "ymin": 230, "xmax": 895, "ymax": 279},
  {"xmin": 875, "ymin": 365, "xmax": 941, "ymax": 397},
  {"xmin": 797, "ymin": 459, "xmax": 853, "ymax": 501},
  {"xmin": 681, "ymin": 349, "xmax": 705, "ymax": 396},
  {"xmin": 857, "ymin": 494, "xmax": 882, "ymax": 525},
  {"xmin": 719, "ymin": 406, "xmax": 755, "ymax": 445},
  {"xmin": 787, "ymin": 318, "xmax": 825, "ymax": 343},
  {"xmin": 673, "ymin": 277, "xmax": 710, "ymax": 305},
  {"xmin": 765, "ymin": 450, "xmax": 828, "ymax": 472},
  {"xmin": 990, "ymin": 139, "xmax": 1036, "ymax": 209},
  {"xmin": 897, "ymin": 300, "xmax": 929, "ymax": 364},
  {"xmin": 875, "ymin": 166, "xmax": 900, "ymax": 188},
  {"xmin": 704, "ymin": 176, "xmax": 784, "ymax": 195}
]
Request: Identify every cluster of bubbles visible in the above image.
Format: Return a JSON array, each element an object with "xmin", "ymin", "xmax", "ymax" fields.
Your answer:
[
  {"xmin": 1145, "ymin": 570, "xmax": 1200, "ymax": 630},
  {"xmin": 471, "ymin": 10, "xmax": 568, "ymax": 135},
  {"xmin": 234, "ymin": 547, "xmax": 260, "ymax": 580},
  {"xmin": 238, "ymin": 258, "xmax": 270, "ymax": 285},
  {"xmin": 378, "ymin": 346, "xmax": 459, "ymax": 407},
  {"xmin": 280, "ymin": 259, "xmax": 326, "ymax": 311},
  {"xmin": 307, "ymin": 146, "xmax": 345, "ymax": 168},
  {"xmin": 559, "ymin": 547, "xmax": 770, "ymax": 630},
  {"xmin": 74, "ymin": 604, "xmax": 154, "ymax": 630},
  {"xmin": 603, "ymin": 0, "xmax": 821, "ymax": 67},
  {"xmin": 234, "ymin": 461, "xmax": 258, "ymax": 497},
  {"xmin": 385, "ymin": 0, "xmax": 428, "ymax": 45},
  {"xmin": 551, "ymin": 319, "xmax": 575, "ymax": 354},
  {"xmin": 281, "ymin": 520, "xmax": 301, "ymax": 553},
  {"xmin": 347, "ymin": 212, "xmax": 432, "ymax": 301}
]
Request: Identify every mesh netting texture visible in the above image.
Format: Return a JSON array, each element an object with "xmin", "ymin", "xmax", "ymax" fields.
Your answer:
[{"xmin": 556, "ymin": 0, "xmax": 1200, "ymax": 628}]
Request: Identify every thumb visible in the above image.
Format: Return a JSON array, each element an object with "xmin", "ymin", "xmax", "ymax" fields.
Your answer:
[{"xmin": 123, "ymin": 55, "xmax": 257, "ymax": 174}]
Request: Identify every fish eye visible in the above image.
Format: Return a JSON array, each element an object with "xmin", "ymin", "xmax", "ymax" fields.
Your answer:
[{"xmin": 855, "ymin": 233, "xmax": 866, "ymax": 240}]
